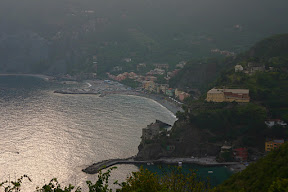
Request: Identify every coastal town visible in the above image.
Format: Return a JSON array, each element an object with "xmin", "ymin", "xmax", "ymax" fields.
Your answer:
[{"xmin": 53, "ymin": 56, "xmax": 288, "ymax": 174}]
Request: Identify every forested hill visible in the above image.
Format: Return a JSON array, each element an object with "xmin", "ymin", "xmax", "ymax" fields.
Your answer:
[
  {"xmin": 214, "ymin": 143, "xmax": 288, "ymax": 192},
  {"xmin": 1, "ymin": 0, "xmax": 288, "ymax": 75},
  {"xmin": 247, "ymin": 34, "xmax": 288, "ymax": 59},
  {"xmin": 213, "ymin": 34, "xmax": 288, "ymax": 121},
  {"xmin": 170, "ymin": 34, "xmax": 288, "ymax": 92}
]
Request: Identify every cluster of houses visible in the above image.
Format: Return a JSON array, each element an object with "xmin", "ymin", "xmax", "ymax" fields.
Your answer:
[
  {"xmin": 211, "ymin": 49, "xmax": 236, "ymax": 57},
  {"xmin": 220, "ymin": 146, "xmax": 248, "ymax": 162},
  {"xmin": 220, "ymin": 138, "xmax": 286, "ymax": 162},
  {"xmin": 234, "ymin": 62, "xmax": 274, "ymax": 74},
  {"xmin": 107, "ymin": 61, "xmax": 190, "ymax": 102},
  {"xmin": 143, "ymin": 82, "xmax": 190, "ymax": 102}
]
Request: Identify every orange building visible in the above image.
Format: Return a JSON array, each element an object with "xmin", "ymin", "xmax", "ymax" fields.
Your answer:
[
  {"xmin": 265, "ymin": 139, "xmax": 285, "ymax": 152},
  {"xmin": 233, "ymin": 148, "xmax": 248, "ymax": 161}
]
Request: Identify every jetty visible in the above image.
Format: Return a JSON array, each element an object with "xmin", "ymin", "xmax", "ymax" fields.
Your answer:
[{"xmin": 82, "ymin": 156, "xmax": 239, "ymax": 174}]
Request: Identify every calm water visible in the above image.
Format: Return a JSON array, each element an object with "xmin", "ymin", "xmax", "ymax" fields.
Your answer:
[
  {"xmin": 141, "ymin": 164, "xmax": 232, "ymax": 187},
  {"xmin": 0, "ymin": 75, "xmax": 230, "ymax": 191}
]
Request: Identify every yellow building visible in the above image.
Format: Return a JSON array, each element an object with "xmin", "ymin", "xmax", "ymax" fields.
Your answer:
[
  {"xmin": 265, "ymin": 139, "xmax": 285, "ymax": 152},
  {"xmin": 206, "ymin": 88, "xmax": 250, "ymax": 103},
  {"xmin": 143, "ymin": 81, "xmax": 156, "ymax": 92}
]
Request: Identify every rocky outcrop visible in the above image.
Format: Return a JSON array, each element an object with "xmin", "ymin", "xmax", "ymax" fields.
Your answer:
[
  {"xmin": 136, "ymin": 120, "xmax": 221, "ymax": 160},
  {"xmin": 136, "ymin": 143, "xmax": 164, "ymax": 160}
]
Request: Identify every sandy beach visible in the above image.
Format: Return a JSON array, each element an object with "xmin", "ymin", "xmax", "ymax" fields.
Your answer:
[{"xmin": 55, "ymin": 79, "xmax": 183, "ymax": 115}]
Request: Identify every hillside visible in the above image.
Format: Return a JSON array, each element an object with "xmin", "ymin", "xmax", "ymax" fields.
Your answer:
[
  {"xmin": 137, "ymin": 34, "xmax": 288, "ymax": 160},
  {"xmin": 1, "ymin": 1, "xmax": 288, "ymax": 75},
  {"xmin": 214, "ymin": 143, "xmax": 288, "ymax": 192}
]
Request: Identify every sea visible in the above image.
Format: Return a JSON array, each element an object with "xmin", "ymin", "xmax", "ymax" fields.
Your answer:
[{"xmin": 0, "ymin": 75, "xmax": 231, "ymax": 191}]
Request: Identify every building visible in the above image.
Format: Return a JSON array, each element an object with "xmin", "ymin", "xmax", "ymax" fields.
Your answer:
[
  {"xmin": 145, "ymin": 76, "xmax": 157, "ymax": 82},
  {"xmin": 112, "ymin": 66, "xmax": 123, "ymax": 72},
  {"xmin": 235, "ymin": 65, "xmax": 243, "ymax": 72},
  {"xmin": 175, "ymin": 89, "xmax": 181, "ymax": 98},
  {"xmin": 166, "ymin": 88, "xmax": 175, "ymax": 97},
  {"xmin": 176, "ymin": 61, "xmax": 187, "ymax": 69},
  {"xmin": 166, "ymin": 145, "xmax": 176, "ymax": 152},
  {"xmin": 142, "ymin": 120, "xmax": 171, "ymax": 140},
  {"xmin": 265, "ymin": 139, "xmax": 285, "ymax": 152},
  {"xmin": 265, "ymin": 119, "xmax": 287, "ymax": 128},
  {"xmin": 115, "ymin": 74, "xmax": 127, "ymax": 81},
  {"xmin": 143, "ymin": 81, "xmax": 156, "ymax": 92},
  {"xmin": 153, "ymin": 63, "xmax": 169, "ymax": 70},
  {"xmin": 233, "ymin": 148, "xmax": 248, "ymax": 162},
  {"xmin": 159, "ymin": 84, "xmax": 169, "ymax": 94},
  {"xmin": 178, "ymin": 92, "xmax": 190, "ymax": 102},
  {"xmin": 206, "ymin": 88, "xmax": 250, "ymax": 103},
  {"xmin": 123, "ymin": 58, "xmax": 132, "ymax": 62},
  {"xmin": 221, "ymin": 145, "xmax": 232, "ymax": 153},
  {"xmin": 128, "ymin": 72, "xmax": 137, "ymax": 79},
  {"xmin": 220, "ymin": 145, "xmax": 233, "ymax": 161}
]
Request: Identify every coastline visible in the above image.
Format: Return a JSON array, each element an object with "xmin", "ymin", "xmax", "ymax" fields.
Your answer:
[
  {"xmin": 119, "ymin": 92, "xmax": 183, "ymax": 115},
  {"xmin": 56, "ymin": 79, "xmax": 183, "ymax": 115},
  {"xmin": 83, "ymin": 156, "xmax": 241, "ymax": 174},
  {"xmin": 0, "ymin": 73, "xmax": 53, "ymax": 81}
]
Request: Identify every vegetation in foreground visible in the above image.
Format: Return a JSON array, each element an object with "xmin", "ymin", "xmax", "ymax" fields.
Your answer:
[
  {"xmin": 3, "ymin": 143, "xmax": 288, "ymax": 192},
  {"xmin": 214, "ymin": 143, "xmax": 288, "ymax": 192},
  {"xmin": 1, "ymin": 167, "xmax": 210, "ymax": 192}
]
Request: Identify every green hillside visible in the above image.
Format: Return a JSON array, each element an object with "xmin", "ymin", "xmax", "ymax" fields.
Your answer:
[
  {"xmin": 137, "ymin": 34, "xmax": 288, "ymax": 160},
  {"xmin": 214, "ymin": 143, "xmax": 288, "ymax": 192}
]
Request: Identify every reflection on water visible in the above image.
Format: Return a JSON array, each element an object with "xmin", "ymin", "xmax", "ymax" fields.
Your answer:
[{"xmin": 0, "ymin": 75, "xmax": 176, "ymax": 190}]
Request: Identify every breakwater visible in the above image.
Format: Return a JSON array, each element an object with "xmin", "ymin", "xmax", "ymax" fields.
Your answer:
[{"xmin": 82, "ymin": 157, "xmax": 239, "ymax": 174}]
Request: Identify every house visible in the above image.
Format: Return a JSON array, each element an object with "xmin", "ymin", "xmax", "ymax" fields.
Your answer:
[
  {"xmin": 219, "ymin": 145, "xmax": 233, "ymax": 161},
  {"xmin": 145, "ymin": 76, "xmax": 157, "ymax": 82},
  {"xmin": 250, "ymin": 66, "xmax": 265, "ymax": 73},
  {"xmin": 115, "ymin": 74, "xmax": 127, "ymax": 81},
  {"xmin": 137, "ymin": 63, "xmax": 147, "ymax": 71},
  {"xmin": 142, "ymin": 120, "xmax": 171, "ymax": 140},
  {"xmin": 166, "ymin": 88, "xmax": 175, "ymax": 97},
  {"xmin": 176, "ymin": 61, "xmax": 187, "ymax": 69},
  {"xmin": 265, "ymin": 119, "xmax": 287, "ymax": 127},
  {"xmin": 175, "ymin": 89, "xmax": 181, "ymax": 98},
  {"xmin": 128, "ymin": 72, "xmax": 137, "ymax": 79},
  {"xmin": 153, "ymin": 63, "xmax": 169, "ymax": 70},
  {"xmin": 178, "ymin": 92, "xmax": 190, "ymax": 102},
  {"xmin": 143, "ymin": 81, "xmax": 156, "ymax": 92},
  {"xmin": 112, "ymin": 66, "xmax": 123, "ymax": 72},
  {"xmin": 265, "ymin": 139, "xmax": 285, "ymax": 152},
  {"xmin": 166, "ymin": 145, "xmax": 176, "ymax": 152},
  {"xmin": 246, "ymin": 62, "xmax": 265, "ymax": 74},
  {"xmin": 159, "ymin": 84, "xmax": 169, "ymax": 94},
  {"xmin": 146, "ymin": 68, "xmax": 165, "ymax": 75},
  {"xmin": 235, "ymin": 65, "xmax": 243, "ymax": 72},
  {"xmin": 221, "ymin": 145, "xmax": 232, "ymax": 153},
  {"xmin": 123, "ymin": 58, "xmax": 132, "ymax": 62},
  {"xmin": 206, "ymin": 88, "xmax": 250, "ymax": 103},
  {"xmin": 233, "ymin": 148, "xmax": 248, "ymax": 162}
]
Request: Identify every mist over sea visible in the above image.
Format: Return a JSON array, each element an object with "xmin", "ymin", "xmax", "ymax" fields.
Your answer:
[{"xmin": 0, "ymin": 75, "xmax": 177, "ymax": 190}]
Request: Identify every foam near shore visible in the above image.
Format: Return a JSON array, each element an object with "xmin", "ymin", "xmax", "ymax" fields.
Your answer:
[{"xmin": 55, "ymin": 79, "xmax": 183, "ymax": 115}]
